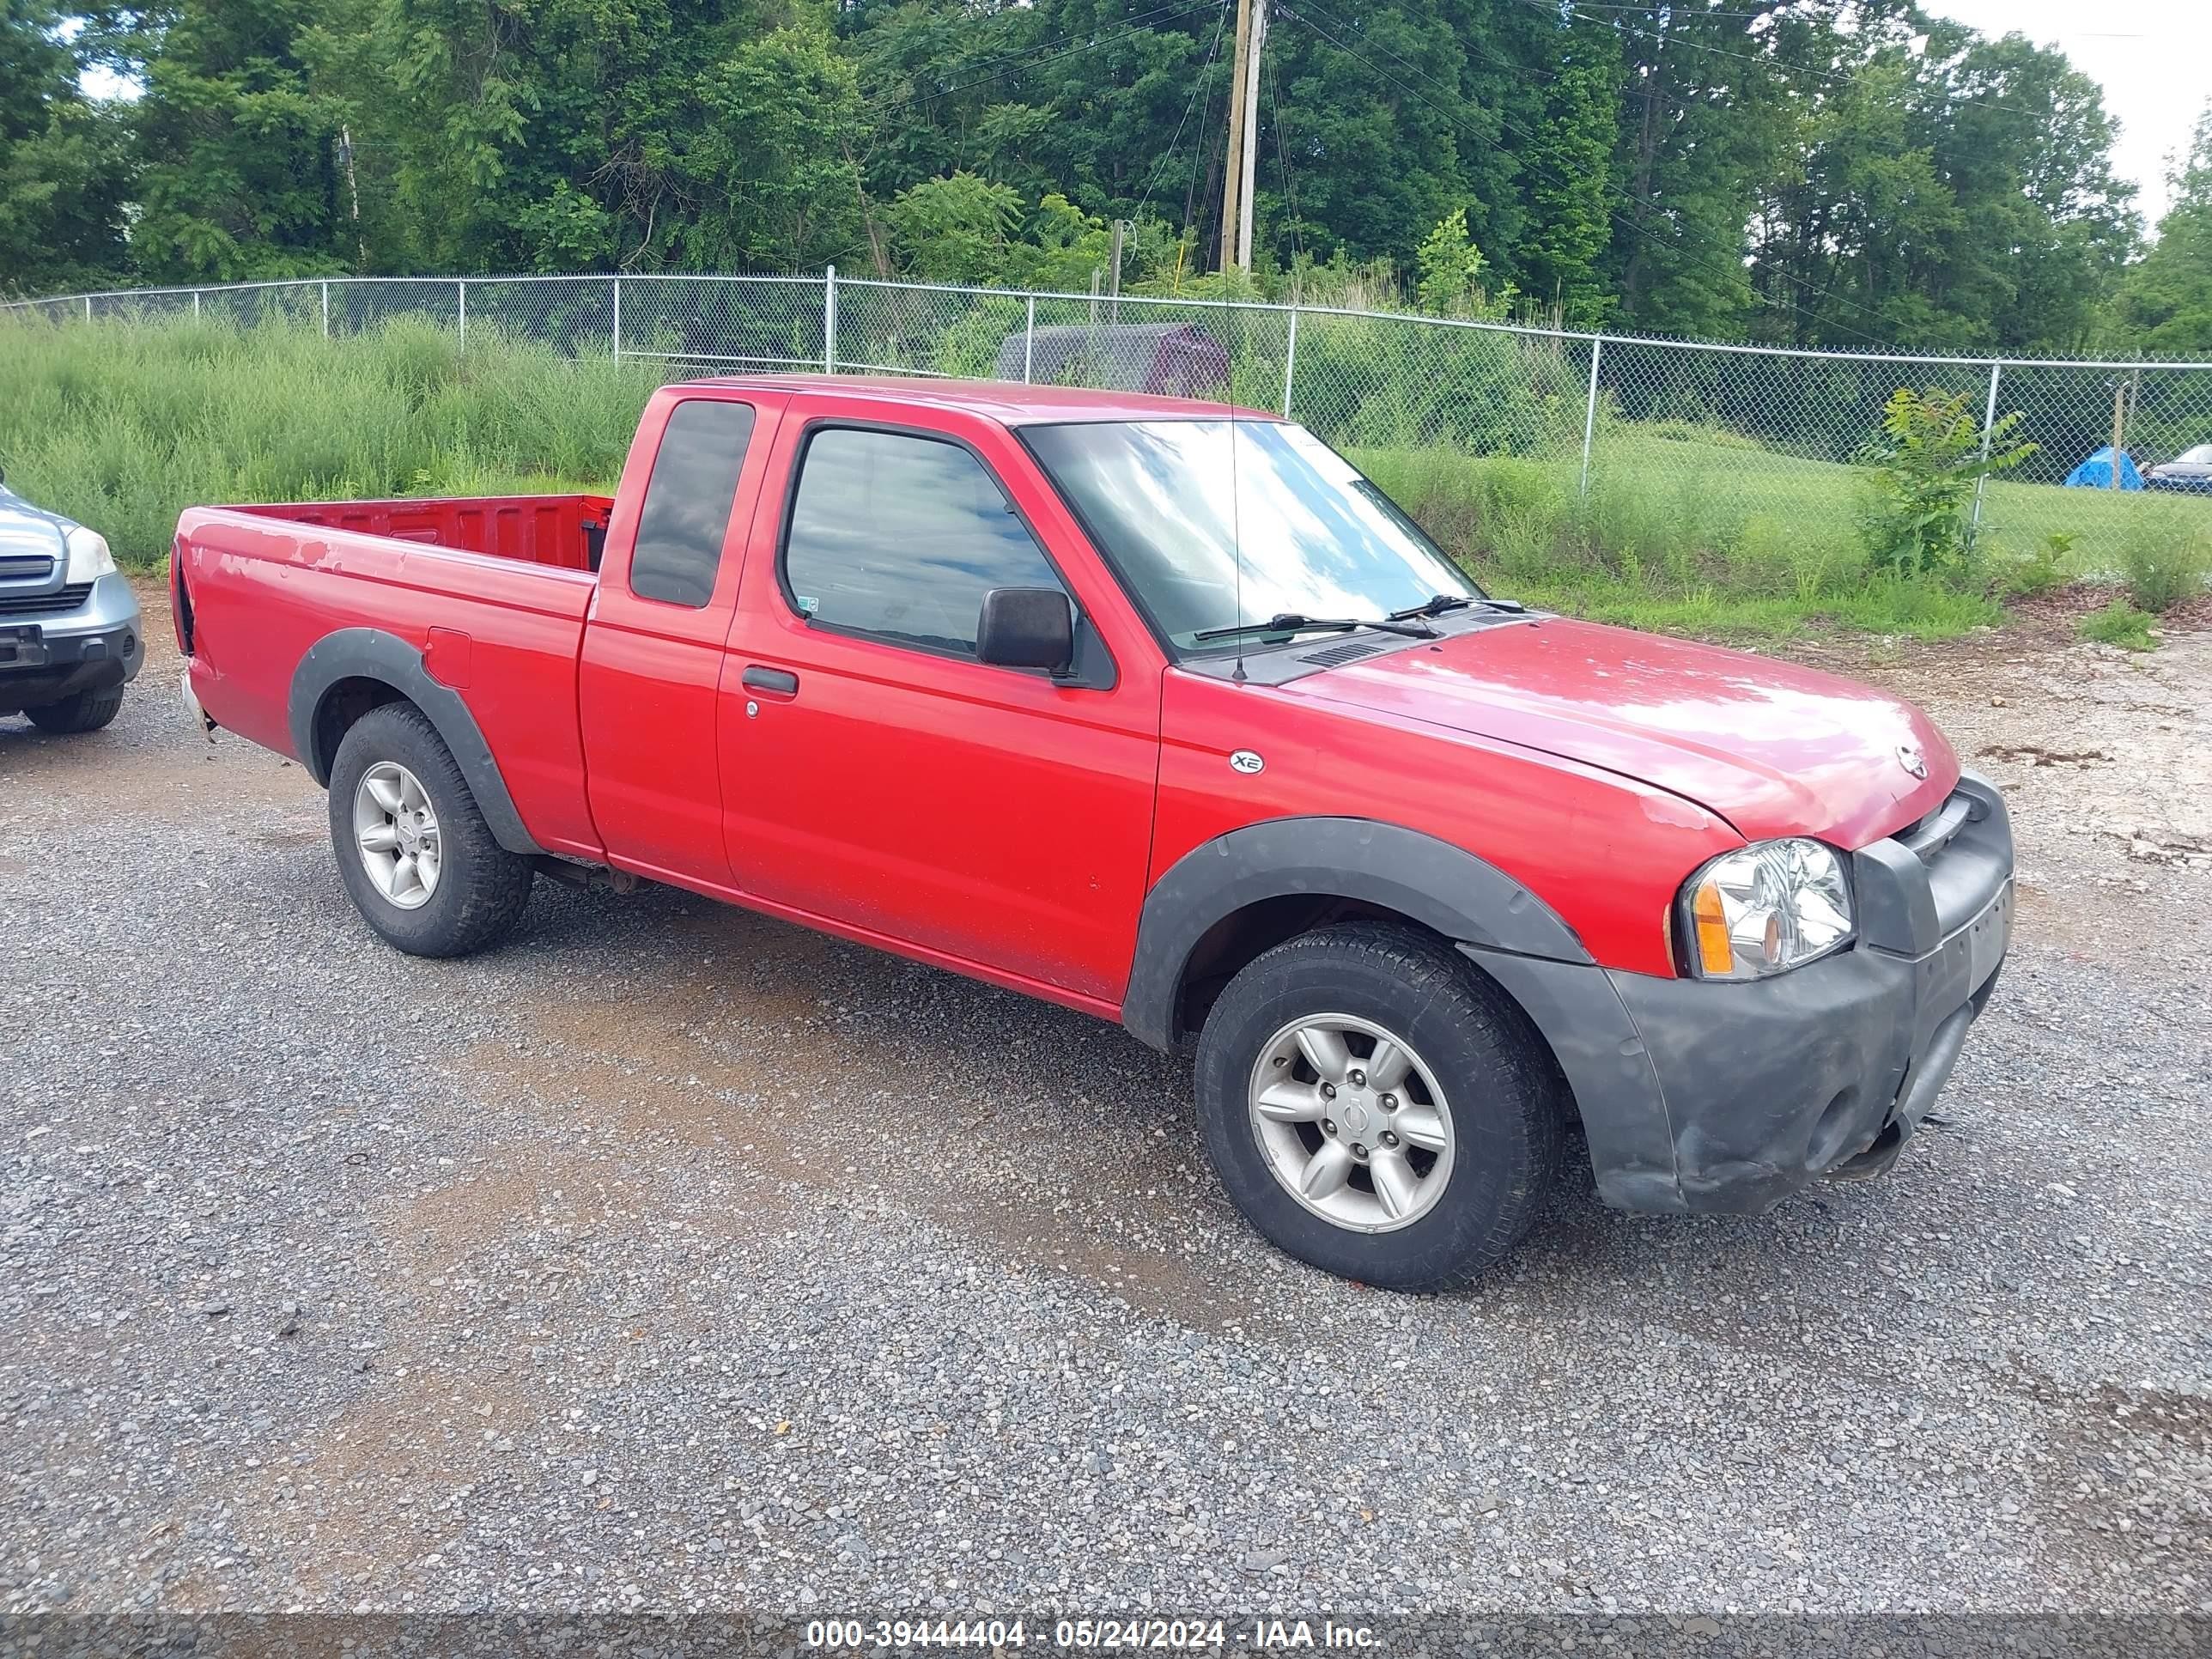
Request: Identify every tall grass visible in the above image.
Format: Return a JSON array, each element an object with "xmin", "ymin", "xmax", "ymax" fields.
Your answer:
[
  {"xmin": 1356, "ymin": 441, "xmax": 2012, "ymax": 641},
  {"xmin": 4, "ymin": 313, "xmax": 2194, "ymax": 644},
  {"xmin": 2118, "ymin": 506, "xmax": 2212, "ymax": 614},
  {"xmin": 0, "ymin": 316, "xmax": 665, "ymax": 564}
]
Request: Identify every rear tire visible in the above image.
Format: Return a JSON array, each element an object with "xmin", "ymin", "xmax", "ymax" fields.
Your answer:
[
  {"xmin": 26, "ymin": 684, "xmax": 125, "ymax": 733},
  {"xmin": 326, "ymin": 702, "xmax": 533, "ymax": 957},
  {"xmin": 1193, "ymin": 921, "xmax": 1565, "ymax": 1291}
]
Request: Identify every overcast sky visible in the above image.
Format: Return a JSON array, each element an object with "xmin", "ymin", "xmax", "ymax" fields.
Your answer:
[{"xmin": 1924, "ymin": 0, "xmax": 2208, "ymax": 228}]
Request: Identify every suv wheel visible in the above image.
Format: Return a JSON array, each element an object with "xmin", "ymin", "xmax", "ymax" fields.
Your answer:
[
  {"xmin": 26, "ymin": 684, "xmax": 125, "ymax": 734},
  {"xmin": 1193, "ymin": 921, "xmax": 1565, "ymax": 1290},
  {"xmin": 326, "ymin": 702, "xmax": 534, "ymax": 957}
]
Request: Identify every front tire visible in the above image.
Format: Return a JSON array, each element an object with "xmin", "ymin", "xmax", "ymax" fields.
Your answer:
[
  {"xmin": 1193, "ymin": 922, "xmax": 1565, "ymax": 1291},
  {"xmin": 326, "ymin": 702, "xmax": 533, "ymax": 957},
  {"xmin": 26, "ymin": 684, "xmax": 125, "ymax": 733}
]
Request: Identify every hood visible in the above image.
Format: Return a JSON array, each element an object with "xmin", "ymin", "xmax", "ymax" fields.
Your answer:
[
  {"xmin": 1291, "ymin": 616, "xmax": 1956, "ymax": 848},
  {"xmin": 0, "ymin": 487, "xmax": 76, "ymax": 580}
]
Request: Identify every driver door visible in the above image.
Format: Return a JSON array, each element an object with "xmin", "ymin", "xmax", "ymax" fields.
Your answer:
[{"xmin": 717, "ymin": 409, "xmax": 1163, "ymax": 1006}]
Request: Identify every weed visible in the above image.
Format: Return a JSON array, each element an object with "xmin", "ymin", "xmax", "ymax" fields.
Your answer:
[
  {"xmin": 2002, "ymin": 532, "xmax": 2073, "ymax": 599},
  {"xmin": 1855, "ymin": 387, "xmax": 2034, "ymax": 580},
  {"xmin": 2118, "ymin": 511, "xmax": 2212, "ymax": 614},
  {"xmin": 2079, "ymin": 599, "xmax": 2156, "ymax": 651}
]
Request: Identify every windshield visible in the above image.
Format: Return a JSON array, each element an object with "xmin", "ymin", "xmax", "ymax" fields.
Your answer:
[{"xmin": 1022, "ymin": 419, "xmax": 1479, "ymax": 652}]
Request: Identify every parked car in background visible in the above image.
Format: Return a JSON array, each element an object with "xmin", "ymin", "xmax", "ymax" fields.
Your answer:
[
  {"xmin": 0, "ymin": 475, "xmax": 143, "ymax": 734},
  {"xmin": 170, "ymin": 376, "xmax": 2013, "ymax": 1290},
  {"xmin": 2146, "ymin": 444, "xmax": 2212, "ymax": 494}
]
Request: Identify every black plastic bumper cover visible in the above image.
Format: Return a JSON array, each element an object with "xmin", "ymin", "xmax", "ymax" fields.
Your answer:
[
  {"xmin": 0, "ymin": 623, "xmax": 143, "ymax": 711},
  {"xmin": 1468, "ymin": 772, "xmax": 2014, "ymax": 1215}
]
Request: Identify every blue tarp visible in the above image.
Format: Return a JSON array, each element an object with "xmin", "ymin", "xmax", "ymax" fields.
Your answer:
[{"xmin": 2063, "ymin": 446, "xmax": 2144, "ymax": 489}]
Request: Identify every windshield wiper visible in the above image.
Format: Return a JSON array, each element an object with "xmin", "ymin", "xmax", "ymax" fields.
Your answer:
[
  {"xmin": 1389, "ymin": 593, "xmax": 1473, "ymax": 620},
  {"xmin": 1194, "ymin": 612, "xmax": 1437, "ymax": 643},
  {"xmin": 1389, "ymin": 593, "xmax": 1529, "ymax": 620}
]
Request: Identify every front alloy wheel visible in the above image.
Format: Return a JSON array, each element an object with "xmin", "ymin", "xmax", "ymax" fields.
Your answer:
[
  {"xmin": 1249, "ymin": 1013, "xmax": 1455, "ymax": 1231},
  {"xmin": 1193, "ymin": 921, "xmax": 1565, "ymax": 1291}
]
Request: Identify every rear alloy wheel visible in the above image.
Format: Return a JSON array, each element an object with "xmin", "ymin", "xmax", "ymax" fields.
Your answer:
[
  {"xmin": 352, "ymin": 760, "xmax": 443, "ymax": 910},
  {"xmin": 1194, "ymin": 922, "xmax": 1565, "ymax": 1290},
  {"xmin": 326, "ymin": 702, "xmax": 533, "ymax": 957}
]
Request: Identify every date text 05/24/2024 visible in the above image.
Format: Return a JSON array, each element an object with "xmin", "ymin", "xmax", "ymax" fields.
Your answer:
[{"xmin": 804, "ymin": 1620, "xmax": 1381, "ymax": 1650}]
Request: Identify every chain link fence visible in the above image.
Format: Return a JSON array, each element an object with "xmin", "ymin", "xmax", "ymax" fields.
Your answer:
[{"xmin": 9, "ymin": 270, "xmax": 2211, "ymax": 575}]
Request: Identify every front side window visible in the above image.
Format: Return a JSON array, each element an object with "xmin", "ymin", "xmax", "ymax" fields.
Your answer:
[
  {"xmin": 1022, "ymin": 419, "xmax": 1478, "ymax": 651},
  {"xmin": 782, "ymin": 427, "xmax": 1066, "ymax": 657},
  {"xmin": 629, "ymin": 398, "xmax": 757, "ymax": 607}
]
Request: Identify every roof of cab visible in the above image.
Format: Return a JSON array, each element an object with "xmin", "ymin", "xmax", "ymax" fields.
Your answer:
[{"xmin": 684, "ymin": 374, "xmax": 1276, "ymax": 426}]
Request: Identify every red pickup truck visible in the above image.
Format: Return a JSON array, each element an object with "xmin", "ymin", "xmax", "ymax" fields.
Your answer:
[{"xmin": 173, "ymin": 376, "xmax": 2014, "ymax": 1289}]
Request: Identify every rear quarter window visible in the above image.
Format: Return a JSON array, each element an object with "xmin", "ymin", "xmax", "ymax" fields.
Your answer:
[{"xmin": 629, "ymin": 399, "xmax": 757, "ymax": 607}]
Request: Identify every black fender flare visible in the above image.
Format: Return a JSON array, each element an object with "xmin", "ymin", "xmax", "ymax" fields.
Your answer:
[
  {"xmin": 286, "ymin": 626, "xmax": 544, "ymax": 857},
  {"xmin": 1119, "ymin": 816, "xmax": 1594, "ymax": 1051}
]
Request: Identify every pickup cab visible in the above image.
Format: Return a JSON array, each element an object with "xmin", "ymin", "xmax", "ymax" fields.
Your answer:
[{"xmin": 172, "ymin": 377, "xmax": 2014, "ymax": 1289}]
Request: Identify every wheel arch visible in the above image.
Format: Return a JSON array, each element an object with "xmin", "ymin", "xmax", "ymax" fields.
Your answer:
[
  {"xmin": 1121, "ymin": 817, "xmax": 1594, "ymax": 1054},
  {"xmin": 287, "ymin": 627, "xmax": 543, "ymax": 857}
]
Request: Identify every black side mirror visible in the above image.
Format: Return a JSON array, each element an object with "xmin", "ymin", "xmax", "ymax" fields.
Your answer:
[{"xmin": 975, "ymin": 586, "xmax": 1074, "ymax": 674}]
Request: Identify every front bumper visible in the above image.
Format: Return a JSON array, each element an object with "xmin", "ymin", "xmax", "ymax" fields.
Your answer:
[
  {"xmin": 0, "ymin": 572, "xmax": 145, "ymax": 712},
  {"xmin": 1471, "ymin": 772, "xmax": 2014, "ymax": 1214}
]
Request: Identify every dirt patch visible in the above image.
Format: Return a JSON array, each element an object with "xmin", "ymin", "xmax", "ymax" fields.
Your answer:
[
  {"xmin": 446, "ymin": 910, "xmax": 1267, "ymax": 1331},
  {"xmin": 1977, "ymin": 744, "xmax": 2112, "ymax": 768},
  {"xmin": 2002, "ymin": 1370, "xmax": 2212, "ymax": 1576},
  {"xmin": 1774, "ymin": 621, "xmax": 2212, "ymax": 973}
]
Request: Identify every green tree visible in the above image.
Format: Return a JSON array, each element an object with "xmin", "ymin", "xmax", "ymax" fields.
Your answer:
[
  {"xmin": 1517, "ymin": 14, "xmax": 1620, "ymax": 325},
  {"xmin": 2115, "ymin": 104, "xmax": 2212, "ymax": 356},
  {"xmin": 675, "ymin": 25, "xmax": 868, "ymax": 271},
  {"xmin": 1749, "ymin": 15, "xmax": 2136, "ymax": 352},
  {"xmin": 1413, "ymin": 207, "xmax": 1505, "ymax": 317},
  {"xmin": 884, "ymin": 171, "xmax": 1023, "ymax": 283},
  {"xmin": 127, "ymin": 0, "xmax": 354, "ymax": 280},
  {"xmin": 1602, "ymin": 1, "xmax": 1795, "ymax": 339},
  {"xmin": 1856, "ymin": 386, "xmax": 2034, "ymax": 577},
  {"xmin": 0, "ymin": 1, "xmax": 132, "ymax": 294}
]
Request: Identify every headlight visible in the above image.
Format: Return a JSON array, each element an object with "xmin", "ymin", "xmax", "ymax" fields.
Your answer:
[
  {"xmin": 1679, "ymin": 838, "xmax": 1854, "ymax": 980},
  {"xmin": 66, "ymin": 526, "xmax": 117, "ymax": 582}
]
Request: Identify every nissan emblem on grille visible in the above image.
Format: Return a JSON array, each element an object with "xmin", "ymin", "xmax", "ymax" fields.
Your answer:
[{"xmin": 1897, "ymin": 742, "xmax": 1928, "ymax": 780}]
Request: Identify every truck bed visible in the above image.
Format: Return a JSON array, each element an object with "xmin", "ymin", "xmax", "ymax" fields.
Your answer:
[
  {"xmin": 229, "ymin": 493, "xmax": 616, "ymax": 572},
  {"xmin": 173, "ymin": 493, "xmax": 609, "ymax": 859}
]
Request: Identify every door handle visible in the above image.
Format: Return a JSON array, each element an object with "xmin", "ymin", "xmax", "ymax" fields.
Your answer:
[{"xmin": 742, "ymin": 665, "xmax": 799, "ymax": 700}]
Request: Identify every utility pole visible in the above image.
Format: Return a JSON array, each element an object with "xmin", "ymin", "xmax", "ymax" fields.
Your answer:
[
  {"xmin": 1236, "ymin": 0, "xmax": 1267, "ymax": 272},
  {"xmin": 1109, "ymin": 218, "xmax": 1126, "ymax": 320},
  {"xmin": 1218, "ymin": 0, "xmax": 1262, "ymax": 273},
  {"xmin": 2109, "ymin": 379, "xmax": 2127, "ymax": 490}
]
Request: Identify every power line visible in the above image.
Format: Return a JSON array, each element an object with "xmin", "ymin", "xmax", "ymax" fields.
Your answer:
[
  {"xmin": 1266, "ymin": 41, "xmax": 1304, "ymax": 270},
  {"xmin": 1282, "ymin": 0, "xmax": 1902, "ymax": 345},
  {"xmin": 1133, "ymin": 0, "xmax": 1233, "ymax": 222},
  {"xmin": 1181, "ymin": 11, "xmax": 1229, "ymax": 241},
  {"xmin": 1543, "ymin": 2, "xmax": 1792, "ymax": 20}
]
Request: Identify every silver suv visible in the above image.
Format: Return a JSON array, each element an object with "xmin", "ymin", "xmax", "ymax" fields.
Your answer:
[{"xmin": 0, "ymin": 476, "xmax": 143, "ymax": 733}]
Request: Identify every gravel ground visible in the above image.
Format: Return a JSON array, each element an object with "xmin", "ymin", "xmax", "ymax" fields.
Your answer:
[{"xmin": 3, "ymin": 586, "xmax": 2208, "ymax": 1626}]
